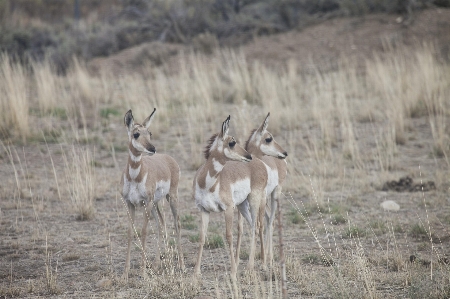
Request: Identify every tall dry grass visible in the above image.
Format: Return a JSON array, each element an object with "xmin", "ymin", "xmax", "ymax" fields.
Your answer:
[
  {"xmin": 0, "ymin": 54, "xmax": 29, "ymax": 141},
  {"xmin": 0, "ymin": 43, "xmax": 449, "ymax": 298},
  {"xmin": 62, "ymin": 145, "xmax": 96, "ymax": 220},
  {"xmin": 1, "ymin": 43, "xmax": 447, "ymax": 196}
]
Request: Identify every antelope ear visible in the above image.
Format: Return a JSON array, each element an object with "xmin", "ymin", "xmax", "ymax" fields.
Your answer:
[
  {"xmin": 142, "ymin": 108, "xmax": 156, "ymax": 129},
  {"xmin": 257, "ymin": 112, "xmax": 270, "ymax": 133},
  {"xmin": 220, "ymin": 115, "xmax": 231, "ymax": 140},
  {"xmin": 124, "ymin": 109, "xmax": 134, "ymax": 131}
]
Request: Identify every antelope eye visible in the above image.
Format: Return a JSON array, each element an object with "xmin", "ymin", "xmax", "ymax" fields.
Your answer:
[
  {"xmin": 133, "ymin": 132, "xmax": 140, "ymax": 139},
  {"xmin": 265, "ymin": 137, "xmax": 272, "ymax": 143},
  {"xmin": 229, "ymin": 141, "xmax": 236, "ymax": 147}
]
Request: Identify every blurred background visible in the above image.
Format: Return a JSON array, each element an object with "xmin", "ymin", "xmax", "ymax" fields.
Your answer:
[{"xmin": 1, "ymin": 0, "xmax": 449, "ymax": 72}]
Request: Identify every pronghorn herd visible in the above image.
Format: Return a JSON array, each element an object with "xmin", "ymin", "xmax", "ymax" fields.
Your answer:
[{"xmin": 120, "ymin": 109, "xmax": 287, "ymax": 281}]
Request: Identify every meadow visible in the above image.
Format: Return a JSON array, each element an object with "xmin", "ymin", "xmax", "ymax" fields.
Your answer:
[{"xmin": 0, "ymin": 41, "xmax": 449, "ymax": 298}]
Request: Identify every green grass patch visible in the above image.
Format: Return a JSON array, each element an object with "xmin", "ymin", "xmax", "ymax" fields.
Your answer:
[
  {"xmin": 331, "ymin": 214, "xmax": 347, "ymax": 225},
  {"xmin": 287, "ymin": 208, "xmax": 305, "ymax": 224},
  {"xmin": 410, "ymin": 223, "xmax": 428, "ymax": 239},
  {"xmin": 369, "ymin": 219, "xmax": 388, "ymax": 235},
  {"xmin": 394, "ymin": 224, "xmax": 404, "ymax": 233},
  {"xmin": 52, "ymin": 107, "xmax": 68, "ymax": 119},
  {"xmin": 181, "ymin": 214, "xmax": 197, "ymax": 230},
  {"xmin": 28, "ymin": 129, "xmax": 62, "ymax": 143},
  {"xmin": 343, "ymin": 225, "xmax": 366, "ymax": 239},
  {"xmin": 168, "ymin": 238, "xmax": 176, "ymax": 248},
  {"xmin": 302, "ymin": 254, "xmax": 321, "ymax": 265},
  {"xmin": 206, "ymin": 234, "xmax": 224, "ymax": 249},
  {"xmin": 100, "ymin": 107, "xmax": 121, "ymax": 119},
  {"xmin": 112, "ymin": 144, "xmax": 128, "ymax": 152},
  {"xmin": 239, "ymin": 249, "xmax": 249, "ymax": 260},
  {"xmin": 189, "ymin": 234, "xmax": 199, "ymax": 243}
]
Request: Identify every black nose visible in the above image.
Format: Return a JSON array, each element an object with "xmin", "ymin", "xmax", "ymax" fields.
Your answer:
[
  {"xmin": 149, "ymin": 145, "xmax": 156, "ymax": 154},
  {"xmin": 246, "ymin": 154, "xmax": 252, "ymax": 161},
  {"xmin": 283, "ymin": 152, "xmax": 288, "ymax": 157}
]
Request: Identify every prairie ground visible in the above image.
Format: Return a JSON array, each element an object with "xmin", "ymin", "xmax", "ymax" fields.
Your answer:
[{"xmin": 1, "ymin": 9, "xmax": 450, "ymax": 299}]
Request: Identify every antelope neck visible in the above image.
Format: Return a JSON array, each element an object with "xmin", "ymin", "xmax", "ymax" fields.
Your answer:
[{"xmin": 128, "ymin": 144, "xmax": 142, "ymax": 169}]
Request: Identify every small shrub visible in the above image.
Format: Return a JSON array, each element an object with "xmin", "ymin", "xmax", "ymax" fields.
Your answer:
[
  {"xmin": 168, "ymin": 238, "xmax": 176, "ymax": 248},
  {"xmin": 343, "ymin": 225, "xmax": 365, "ymax": 239},
  {"xmin": 369, "ymin": 219, "xmax": 388, "ymax": 235},
  {"xmin": 288, "ymin": 208, "xmax": 305, "ymax": 224},
  {"xmin": 302, "ymin": 253, "xmax": 321, "ymax": 265},
  {"xmin": 410, "ymin": 223, "xmax": 428, "ymax": 239},
  {"xmin": 331, "ymin": 214, "xmax": 347, "ymax": 225},
  {"xmin": 239, "ymin": 249, "xmax": 249, "ymax": 260},
  {"xmin": 181, "ymin": 214, "xmax": 197, "ymax": 230},
  {"xmin": 394, "ymin": 224, "xmax": 404, "ymax": 233},
  {"xmin": 62, "ymin": 253, "xmax": 80, "ymax": 262},
  {"xmin": 189, "ymin": 234, "xmax": 199, "ymax": 243},
  {"xmin": 206, "ymin": 234, "xmax": 224, "ymax": 249}
]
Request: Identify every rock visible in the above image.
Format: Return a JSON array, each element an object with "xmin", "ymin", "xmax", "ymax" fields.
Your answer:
[
  {"xmin": 381, "ymin": 200, "xmax": 400, "ymax": 211},
  {"xmin": 96, "ymin": 278, "xmax": 112, "ymax": 289}
]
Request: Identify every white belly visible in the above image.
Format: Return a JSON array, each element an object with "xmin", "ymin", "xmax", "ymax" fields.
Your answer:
[
  {"xmin": 231, "ymin": 178, "xmax": 251, "ymax": 206},
  {"xmin": 123, "ymin": 173, "xmax": 148, "ymax": 206},
  {"xmin": 154, "ymin": 180, "xmax": 170, "ymax": 202},
  {"xmin": 195, "ymin": 181, "xmax": 226, "ymax": 213}
]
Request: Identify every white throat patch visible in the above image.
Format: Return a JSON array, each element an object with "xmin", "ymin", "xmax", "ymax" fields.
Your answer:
[
  {"xmin": 129, "ymin": 150, "xmax": 142, "ymax": 162},
  {"xmin": 129, "ymin": 165, "xmax": 141, "ymax": 180},
  {"xmin": 212, "ymin": 158, "xmax": 224, "ymax": 173}
]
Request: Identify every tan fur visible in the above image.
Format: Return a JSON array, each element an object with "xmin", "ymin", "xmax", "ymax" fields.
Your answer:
[
  {"xmin": 193, "ymin": 116, "xmax": 268, "ymax": 280},
  {"xmin": 120, "ymin": 109, "xmax": 184, "ymax": 281},
  {"xmin": 243, "ymin": 112, "xmax": 288, "ymax": 262}
]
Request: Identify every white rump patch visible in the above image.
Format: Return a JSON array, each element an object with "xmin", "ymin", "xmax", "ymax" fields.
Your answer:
[{"xmin": 380, "ymin": 200, "xmax": 400, "ymax": 211}]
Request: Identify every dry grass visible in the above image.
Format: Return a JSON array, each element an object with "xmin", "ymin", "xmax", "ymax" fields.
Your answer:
[
  {"xmin": 0, "ymin": 54, "xmax": 29, "ymax": 141},
  {"xmin": 0, "ymin": 43, "xmax": 449, "ymax": 298},
  {"xmin": 62, "ymin": 145, "xmax": 96, "ymax": 220}
]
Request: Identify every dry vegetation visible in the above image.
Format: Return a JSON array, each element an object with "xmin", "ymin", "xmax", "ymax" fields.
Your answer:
[{"xmin": 0, "ymin": 40, "xmax": 450, "ymax": 298}]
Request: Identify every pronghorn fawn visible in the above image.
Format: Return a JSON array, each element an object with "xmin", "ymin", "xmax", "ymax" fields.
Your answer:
[
  {"xmin": 120, "ymin": 108, "xmax": 184, "ymax": 280},
  {"xmin": 193, "ymin": 115, "xmax": 268, "ymax": 280},
  {"xmin": 243, "ymin": 112, "xmax": 288, "ymax": 262}
]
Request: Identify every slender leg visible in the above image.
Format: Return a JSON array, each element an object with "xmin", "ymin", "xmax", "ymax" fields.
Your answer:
[
  {"xmin": 194, "ymin": 210, "xmax": 210, "ymax": 276},
  {"xmin": 247, "ymin": 193, "xmax": 259, "ymax": 271},
  {"xmin": 141, "ymin": 205, "xmax": 150, "ymax": 274},
  {"xmin": 236, "ymin": 200, "xmax": 251, "ymax": 268},
  {"xmin": 235, "ymin": 210, "xmax": 244, "ymax": 268},
  {"xmin": 167, "ymin": 193, "xmax": 185, "ymax": 270},
  {"xmin": 122, "ymin": 201, "xmax": 136, "ymax": 280},
  {"xmin": 224, "ymin": 207, "xmax": 237, "ymax": 280},
  {"xmin": 267, "ymin": 186, "xmax": 281, "ymax": 262},
  {"xmin": 258, "ymin": 195, "xmax": 267, "ymax": 266},
  {"xmin": 151, "ymin": 202, "xmax": 163, "ymax": 269}
]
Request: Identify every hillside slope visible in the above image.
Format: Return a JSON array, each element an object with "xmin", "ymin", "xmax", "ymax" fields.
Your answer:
[{"xmin": 89, "ymin": 8, "xmax": 450, "ymax": 75}]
